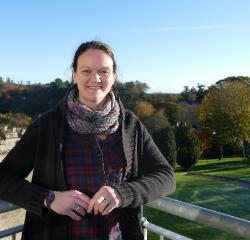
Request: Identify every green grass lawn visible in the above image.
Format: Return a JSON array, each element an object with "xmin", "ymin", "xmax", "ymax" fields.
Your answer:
[
  {"xmin": 144, "ymin": 157, "xmax": 250, "ymax": 240},
  {"xmin": 191, "ymin": 157, "xmax": 250, "ymax": 181}
]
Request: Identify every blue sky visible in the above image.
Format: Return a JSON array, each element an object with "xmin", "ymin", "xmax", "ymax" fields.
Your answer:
[{"xmin": 0, "ymin": 0, "xmax": 249, "ymax": 93}]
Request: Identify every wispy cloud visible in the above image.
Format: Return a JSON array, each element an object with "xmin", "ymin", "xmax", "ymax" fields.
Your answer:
[{"xmin": 105, "ymin": 25, "xmax": 225, "ymax": 35}]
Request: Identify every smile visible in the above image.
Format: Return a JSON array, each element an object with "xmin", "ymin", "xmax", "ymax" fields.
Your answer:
[{"xmin": 87, "ymin": 86, "xmax": 102, "ymax": 89}]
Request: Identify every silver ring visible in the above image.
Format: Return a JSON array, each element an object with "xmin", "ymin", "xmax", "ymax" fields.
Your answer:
[
  {"xmin": 74, "ymin": 204, "xmax": 80, "ymax": 212},
  {"xmin": 97, "ymin": 195, "xmax": 105, "ymax": 204}
]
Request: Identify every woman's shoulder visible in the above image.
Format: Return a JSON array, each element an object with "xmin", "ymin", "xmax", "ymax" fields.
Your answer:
[
  {"xmin": 123, "ymin": 108, "xmax": 140, "ymax": 123},
  {"xmin": 31, "ymin": 103, "xmax": 63, "ymax": 127},
  {"xmin": 122, "ymin": 108, "xmax": 146, "ymax": 132},
  {"xmin": 123, "ymin": 108, "xmax": 138, "ymax": 119}
]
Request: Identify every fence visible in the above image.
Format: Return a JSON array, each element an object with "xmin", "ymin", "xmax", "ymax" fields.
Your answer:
[{"xmin": 1, "ymin": 197, "xmax": 250, "ymax": 239}]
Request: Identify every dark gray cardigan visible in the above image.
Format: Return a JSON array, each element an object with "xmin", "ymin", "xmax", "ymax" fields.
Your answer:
[{"xmin": 0, "ymin": 89, "xmax": 176, "ymax": 240}]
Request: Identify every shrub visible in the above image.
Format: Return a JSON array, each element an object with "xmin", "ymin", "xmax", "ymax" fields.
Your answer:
[
  {"xmin": 0, "ymin": 113, "xmax": 32, "ymax": 128},
  {"xmin": 175, "ymin": 122, "xmax": 200, "ymax": 170},
  {"xmin": 152, "ymin": 126, "xmax": 177, "ymax": 168}
]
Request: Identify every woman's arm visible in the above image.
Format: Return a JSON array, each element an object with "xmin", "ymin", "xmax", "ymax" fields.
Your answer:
[
  {"xmin": 113, "ymin": 123, "xmax": 176, "ymax": 208},
  {"xmin": 0, "ymin": 121, "xmax": 49, "ymax": 216}
]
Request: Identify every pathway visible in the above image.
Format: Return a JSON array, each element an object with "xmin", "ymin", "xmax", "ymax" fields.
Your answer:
[{"xmin": 186, "ymin": 172, "xmax": 250, "ymax": 189}]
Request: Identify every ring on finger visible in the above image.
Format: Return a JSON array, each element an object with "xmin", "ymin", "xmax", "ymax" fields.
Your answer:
[
  {"xmin": 74, "ymin": 204, "xmax": 80, "ymax": 212},
  {"xmin": 103, "ymin": 198, "xmax": 109, "ymax": 204},
  {"xmin": 97, "ymin": 195, "xmax": 105, "ymax": 204}
]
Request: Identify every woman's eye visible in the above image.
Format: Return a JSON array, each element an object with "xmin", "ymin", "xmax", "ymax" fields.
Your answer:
[
  {"xmin": 100, "ymin": 70, "xmax": 110, "ymax": 75},
  {"xmin": 82, "ymin": 70, "xmax": 90, "ymax": 74}
]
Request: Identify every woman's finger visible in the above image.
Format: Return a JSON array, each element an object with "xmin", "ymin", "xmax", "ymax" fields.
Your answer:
[
  {"xmin": 87, "ymin": 186, "xmax": 121, "ymax": 215},
  {"xmin": 87, "ymin": 193, "xmax": 102, "ymax": 214},
  {"xmin": 97, "ymin": 199, "xmax": 111, "ymax": 214},
  {"xmin": 68, "ymin": 208, "xmax": 82, "ymax": 221},
  {"xmin": 75, "ymin": 198, "xmax": 89, "ymax": 211},
  {"xmin": 101, "ymin": 202, "xmax": 115, "ymax": 215},
  {"xmin": 93, "ymin": 195, "xmax": 107, "ymax": 215},
  {"xmin": 73, "ymin": 190, "xmax": 91, "ymax": 204},
  {"xmin": 73, "ymin": 203, "xmax": 87, "ymax": 217},
  {"xmin": 50, "ymin": 190, "xmax": 90, "ymax": 219}
]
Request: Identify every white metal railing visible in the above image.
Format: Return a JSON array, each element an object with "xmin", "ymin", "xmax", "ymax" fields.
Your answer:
[
  {"xmin": 144, "ymin": 197, "xmax": 250, "ymax": 239},
  {"xmin": 1, "ymin": 197, "xmax": 250, "ymax": 239},
  {"xmin": 0, "ymin": 225, "xmax": 23, "ymax": 240},
  {"xmin": 141, "ymin": 217, "xmax": 192, "ymax": 240}
]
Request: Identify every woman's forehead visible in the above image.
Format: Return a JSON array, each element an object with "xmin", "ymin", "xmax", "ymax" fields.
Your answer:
[{"xmin": 77, "ymin": 49, "xmax": 113, "ymax": 68}]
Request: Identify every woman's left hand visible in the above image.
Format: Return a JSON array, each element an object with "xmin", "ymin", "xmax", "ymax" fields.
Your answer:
[{"xmin": 87, "ymin": 186, "xmax": 122, "ymax": 215}]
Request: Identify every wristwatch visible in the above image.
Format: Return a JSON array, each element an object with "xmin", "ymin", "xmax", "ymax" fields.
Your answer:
[{"xmin": 45, "ymin": 190, "xmax": 55, "ymax": 209}]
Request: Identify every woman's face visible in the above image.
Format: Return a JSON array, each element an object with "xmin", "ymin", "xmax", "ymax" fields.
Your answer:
[{"xmin": 73, "ymin": 49, "xmax": 115, "ymax": 110}]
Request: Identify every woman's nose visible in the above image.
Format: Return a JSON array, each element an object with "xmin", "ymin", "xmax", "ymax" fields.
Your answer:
[{"xmin": 91, "ymin": 71, "xmax": 101, "ymax": 82}]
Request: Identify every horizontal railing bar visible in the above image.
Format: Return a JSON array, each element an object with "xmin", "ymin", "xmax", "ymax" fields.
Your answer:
[
  {"xmin": 0, "ymin": 200, "xmax": 19, "ymax": 213},
  {"xmin": 141, "ymin": 217, "xmax": 193, "ymax": 240},
  {"xmin": 1, "ymin": 197, "xmax": 250, "ymax": 239},
  {"xmin": 0, "ymin": 225, "xmax": 23, "ymax": 238},
  {"xmin": 146, "ymin": 197, "xmax": 250, "ymax": 238}
]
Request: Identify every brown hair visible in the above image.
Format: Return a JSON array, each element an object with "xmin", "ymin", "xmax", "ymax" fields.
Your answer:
[{"xmin": 72, "ymin": 41, "xmax": 117, "ymax": 73}]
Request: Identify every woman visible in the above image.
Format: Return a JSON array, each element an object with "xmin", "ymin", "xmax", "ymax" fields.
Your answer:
[{"xmin": 0, "ymin": 41, "xmax": 176, "ymax": 240}]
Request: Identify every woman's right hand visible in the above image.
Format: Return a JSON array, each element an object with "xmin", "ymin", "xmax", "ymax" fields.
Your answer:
[{"xmin": 48, "ymin": 190, "xmax": 91, "ymax": 221}]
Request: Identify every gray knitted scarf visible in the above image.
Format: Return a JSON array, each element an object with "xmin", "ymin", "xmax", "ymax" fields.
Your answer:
[{"xmin": 66, "ymin": 86, "xmax": 120, "ymax": 135}]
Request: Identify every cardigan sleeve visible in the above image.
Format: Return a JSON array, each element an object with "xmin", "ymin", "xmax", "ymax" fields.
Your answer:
[
  {"xmin": 0, "ymin": 121, "xmax": 49, "ymax": 216},
  {"xmin": 112, "ymin": 122, "xmax": 176, "ymax": 208}
]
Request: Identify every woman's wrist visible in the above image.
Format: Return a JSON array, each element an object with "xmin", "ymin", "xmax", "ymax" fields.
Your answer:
[{"xmin": 44, "ymin": 190, "xmax": 55, "ymax": 209}]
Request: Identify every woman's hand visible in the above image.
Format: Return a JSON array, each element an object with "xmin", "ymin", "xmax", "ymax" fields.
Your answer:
[
  {"xmin": 48, "ymin": 190, "xmax": 91, "ymax": 221},
  {"xmin": 87, "ymin": 186, "xmax": 122, "ymax": 215}
]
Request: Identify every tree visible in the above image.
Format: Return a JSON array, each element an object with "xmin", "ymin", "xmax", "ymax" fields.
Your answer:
[
  {"xmin": 198, "ymin": 81, "xmax": 250, "ymax": 159},
  {"xmin": 164, "ymin": 102, "xmax": 180, "ymax": 125},
  {"xmin": 177, "ymin": 102, "xmax": 199, "ymax": 127},
  {"xmin": 152, "ymin": 126, "xmax": 177, "ymax": 167},
  {"xmin": 134, "ymin": 100, "xmax": 175, "ymax": 166},
  {"xmin": 0, "ymin": 76, "xmax": 4, "ymax": 85},
  {"xmin": 180, "ymin": 84, "xmax": 207, "ymax": 104},
  {"xmin": 175, "ymin": 122, "xmax": 200, "ymax": 170},
  {"xmin": 215, "ymin": 76, "xmax": 250, "ymax": 86},
  {"xmin": 134, "ymin": 101, "xmax": 169, "ymax": 132},
  {"xmin": 246, "ymin": 142, "xmax": 250, "ymax": 161},
  {"xmin": 134, "ymin": 101, "xmax": 155, "ymax": 119},
  {"xmin": 196, "ymin": 127, "xmax": 213, "ymax": 158},
  {"xmin": 116, "ymin": 80, "xmax": 149, "ymax": 109},
  {"xmin": 180, "ymin": 86, "xmax": 196, "ymax": 104},
  {"xmin": 50, "ymin": 78, "xmax": 69, "ymax": 88},
  {"xmin": 195, "ymin": 84, "xmax": 207, "ymax": 103},
  {"xmin": 0, "ymin": 80, "xmax": 70, "ymax": 117}
]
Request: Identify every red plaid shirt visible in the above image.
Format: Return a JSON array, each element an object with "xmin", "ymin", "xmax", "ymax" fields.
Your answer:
[{"xmin": 63, "ymin": 123, "xmax": 126, "ymax": 240}]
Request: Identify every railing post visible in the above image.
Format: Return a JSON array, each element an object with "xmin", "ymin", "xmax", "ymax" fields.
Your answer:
[
  {"xmin": 141, "ymin": 217, "xmax": 148, "ymax": 240},
  {"xmin": 144, "ymin": 228, "xmax": 148, "ymax": 240}
]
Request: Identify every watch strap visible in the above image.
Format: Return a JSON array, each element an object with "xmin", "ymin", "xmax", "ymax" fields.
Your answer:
[{"xmin": 45, "ymin": 190, "xmax": 55, "ymax": 209}]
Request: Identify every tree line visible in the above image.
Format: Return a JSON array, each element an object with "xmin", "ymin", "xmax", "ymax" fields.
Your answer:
[{"xmin": 0, "ymin": 76, "xmax": 249, "ymax": 169}]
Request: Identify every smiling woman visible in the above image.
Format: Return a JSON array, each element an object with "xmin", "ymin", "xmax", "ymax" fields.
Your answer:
[
  {"xmin": 72, "ymin": 48, "xmax": 115, "ymax": 110},
  {"xmin": 0, "ymin": 40, "xmax": 176, "ymax": 240}
]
